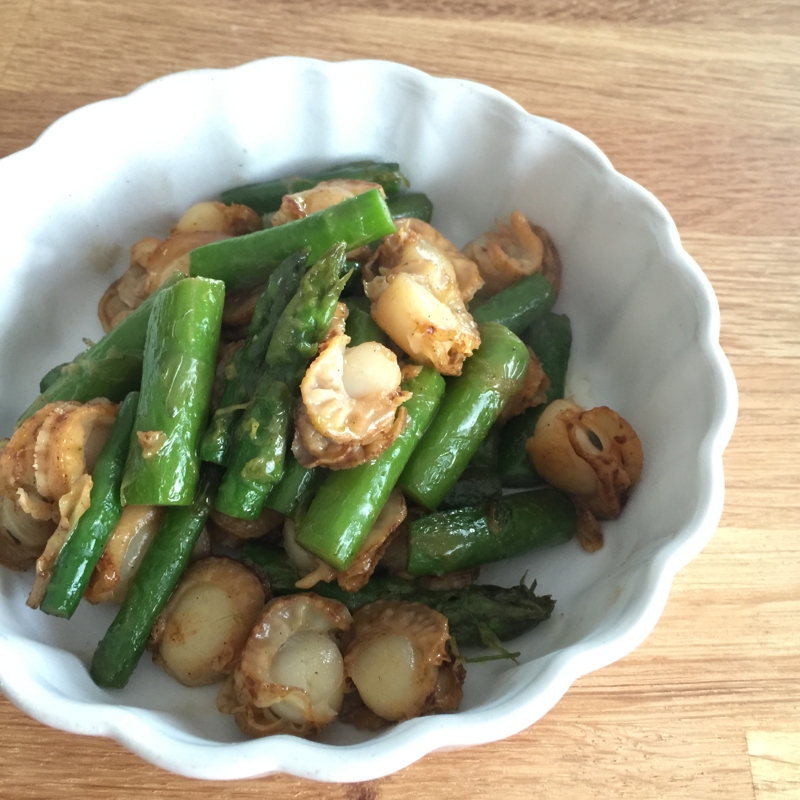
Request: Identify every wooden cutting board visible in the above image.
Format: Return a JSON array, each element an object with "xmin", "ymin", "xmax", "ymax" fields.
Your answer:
[{"xmin": 0, "ymin": 1, "xmax": 798, "ymax": 797}]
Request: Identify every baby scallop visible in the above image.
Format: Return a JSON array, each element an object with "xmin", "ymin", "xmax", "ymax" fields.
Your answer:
[
  {"xmin": 301, "ymin": 333, "xmax": 410, "ymax": 441},
  {"xmin": 171, "ymin": 201, "xmax": 261, "ymax": 237},
  {"xmin": 270, "ymin": 179, "xmax": 385, "ymax": 227},
  {"xmin": 343, "ymin": 601, "xmax": 465, "ymax": 723},
  {"xmin": 149, "ymin": 556, "xmax": 266, "ymax": 687},
  {"xmin": 526, "ymin": 398, "xmax": 643, "ymax": 520},
  {"xmin": 463, "ymin": 211, "xmax": 562, "ymax": 296},
  {"xmin": 0, "ymin": 400, "xmax": 117, "ymax": 571},
  {"xmin": 398, "ymin": 218, "xmax": 484, "ymax": 302},
  {"xmin": 207, "ymin": 505, "xmax": 284, "ymax": 548},
  {"xmin": 364, "ymin": 221, "xmax": 480, "ymax": 376},
  {"xmin": 84, "ymin": 505, "xmax": 164, "ymax": 604},
  {"xmin": 217, "ymin": 594, "xmax": 352, "ymax": 738},
  {"xmin": 292, "ymin": 328, "xmax": 411, "ymax": 470},
  {"xmin": 0, "ymin": 493, "xmax": 56, "ymax": 571},
  {"xmin": 284, "ymin": 489, "xmax": 407, "ymax": 592},
  {"xmin": 98, "ymin": 201, "xmax": 259, "ymax": 332}
]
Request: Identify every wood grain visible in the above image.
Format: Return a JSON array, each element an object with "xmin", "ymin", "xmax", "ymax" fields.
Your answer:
[{"xmin": 0, "ymin": 1, "xmax": 798, "ymax": 798}]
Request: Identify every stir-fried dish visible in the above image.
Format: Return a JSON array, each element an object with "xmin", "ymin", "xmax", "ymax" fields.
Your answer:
[{"xmin": 0, "ymin": 160, "xmax": 643, "ymax": 738}]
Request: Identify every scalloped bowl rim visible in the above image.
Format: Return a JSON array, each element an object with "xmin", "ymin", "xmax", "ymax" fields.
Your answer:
[{"xmin": 0, "ymin": 57, "xmax": 738, "ymax": 782}]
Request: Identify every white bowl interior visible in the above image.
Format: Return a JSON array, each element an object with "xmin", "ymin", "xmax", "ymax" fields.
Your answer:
[{"xmin": 0, "ymin": 58, "xmax": 737, "ymax": 781}]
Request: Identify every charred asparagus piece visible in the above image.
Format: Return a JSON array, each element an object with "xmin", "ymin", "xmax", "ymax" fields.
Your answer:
[
  {"xmin": 241, "ymin": 544, "xmax": 556, "ymax": 648},
  {"xmin": 407, "ymin": 488, "xmax": 576, "ymax": 576},
  {"xmin": 199, "ymin": 251, "xmax": 308, "ymax": 465},
  {"xmin": 215, "ymin": 244, "xmax": 350, "ymax": 519}
]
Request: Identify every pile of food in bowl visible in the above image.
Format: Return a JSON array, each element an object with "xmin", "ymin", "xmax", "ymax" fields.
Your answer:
[{"xmin": 0, "ymin": 160, "xmax": 642, "ymax": 739}]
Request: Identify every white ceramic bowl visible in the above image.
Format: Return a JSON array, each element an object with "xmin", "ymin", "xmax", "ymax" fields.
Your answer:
[{"xmin": 0, "ymin": 57, "xmax": 737, "ymax": 781}]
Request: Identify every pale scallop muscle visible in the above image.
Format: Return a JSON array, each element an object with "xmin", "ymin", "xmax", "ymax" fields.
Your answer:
[
  {"xmin": 462, "ymin": 211, "xmax": 562, "ymax": 296},
  {"xmin": 364, "ymin": 222, "xmax": 480, "ymax": 375},
  {"xmin": 526, "ymin": 398, "xmax": 644, "ymax": 520},
  {"xmin": 299, "ymin": 334, "xmax": 410, "ymax": 445},
  {"xmin": 98, "ymin": 230, "xmax": 229, "ymax": 331},
  {"xmin": 84, "ymin": 504, "xmax": 164, "ymax": 604},
  {"xmin": 149, "ymin": 556, "xmax": 266, "ymax": 687},
  {"xmin": 343, "ymin": 600, "xmax": 464, "ymax": 722},
  {"xmin": 217, "ymin": 594, "xmax": 352, "ymax": 738},
  {"xmin": 400, "ymin": 218, "xmax": 484, "ymax": 302},
  {"xmin": 0, "ymin": 400, "xmax": 117, "ymax": 571},
  {"xmin": 98, "ymin": 199, "xmax": 260, "ymax": 332}
]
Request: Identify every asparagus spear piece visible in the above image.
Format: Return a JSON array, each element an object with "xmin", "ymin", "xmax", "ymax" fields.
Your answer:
[
  {"xmin": 215, "ymin": 244, "xmax": 350, "ymax": 519},
  {"xmin": 214, "ymin": 380, "xmax": 293, "ymax": 519},
  {"xmin": 199, "ymin": 251, "xmax": 308, "ymax": 465},
  {"xmin": 521, "ymin": 311, "xmax": 573, "ymax": 404},
  {"xmin": 470, "ymin": 272, "xmax": 555, "ymax": 334},
  {"xmin": 263, "ymin": 452, "xmax": 325, "ymax": 519},
  {"xmin": 295, "ymin": 366, "xmax": 446, "ymax": 570},
  {"xmin": 190, "ymin": 189, "xmax": 396, "ymax": 290},
  {"xmin": 90, "ymin": 466, "xmax": 221, "ymax": 689},
  {"xmin": 220, "ymin": 161, "xmax": 407, "ymax": 215},
  {"xmin": 38, "ymin": 361, "xmax": 69, "ymax": 394},
  {"xmin": 18, "ymin": 273, "xmax": 186, "ymax": 426},
  {"xmin": 120, "ymin": 277, "xmax": 225, "ymax": 506},
  {"xmin": 241, "ymin": 544, "xmax": 556, "ymax": 648},
  {"xmin": 498, "ymin": 312, "xmax": 573, "ymax": 488},
  {"xmin": 39, "ymin": 392, "xmax": 139, "ymax": 619},
  {"xmin": 407, "ymin": 488, "xmax": 576, "ymax": 575},
  {"xmin": 386, "ymin": 192, "xmax": 434, "ymax": 223},
  {"xmin": 438, "ymin": 468, "xmax": 503, "ymax": 511},
  {"xmin": 343, "ymin": 297, "xmax": 389, "ymax": 347},
  {"xmin": 400, "ymin": 322, "xmax": 529, "ymax": 510}
]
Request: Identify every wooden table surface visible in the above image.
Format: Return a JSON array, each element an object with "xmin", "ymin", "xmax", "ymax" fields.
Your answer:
[{"xmin": 1, "ymin": 1, "xmax": 798, "ymax": 798}]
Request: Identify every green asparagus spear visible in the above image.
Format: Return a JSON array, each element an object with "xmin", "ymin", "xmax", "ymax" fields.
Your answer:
[
  {"xmin": 190, "ymin": 189, "xmax": 396, "ymax": 290},
  {"xmin": 18, "ymin": 273, "xmax": 186, "ymax": 426},
  {"xmin": 241, "ymin": 544, "xmax": 556, "ymax": 648},
  {"xmin": 438, "ymin": 424, "xmax": 506, "ymax": 509},
  {"xmin": 400, "ymin": 323, "xmax": 529, "ymax": 510},
  {"xmin": 215, "ymin": 244, "xmax": 350, "ymax": 519},
  {"xmin": 263, "ymin": 452, "xmax": 325, "ymax": 518},
  {"xmin": 261, "ymin": 243, "xmax": 350, "ymax": 388},
  {"xmin": 344, "ymin": 297, "xmax": 389, "ymax": 347},
  {"xmin": 438, "ymin": 468, "xmax": 503, "ymax": 511},
  {"xmin": 120, "ymin": 277, "xmax": 225, "ymax": 506},
  {"xmin": 214, "ymin": 381, "xmax": 293, "ymax": 519},
  {"xmin": 520, "ymin": 312, "xmax": 573, "ymax": 405},
  {"xmin": 90, "ymin": 466, "xmax": 221, "ymax": 689},
  {"xmin": 199, "ymin": 251, "xmax": 308, "ymax": 465},
  {"xmin": 38, "ymin": 362, "xmax": 69, "ymax": 394},
  {"xmin": 467, "ymin": 425, "xmax": 501, "ymax": 472},
  {"xmin": 220, "ymin": 161, "xmax": 407, "ymax": 215},
  {"xmin": 407, "ymin": 487, "xmax": 577, "ymax": 575},
  {"xmin": 339, "ymin": 262, "xmax": 365, "ymax": 298},
  {"xmin": 498, "ymin": 312, "xmax": 573, "ymax": 488},
  {"xmin": 386, "ymin": 192, "xmax": 434, "ymax": 223},
  {"xmin": 295, "ymin": 366, "xmax": 446, "ymax": 570},
  {"xmin": 470, "ymin": 273, "xmax": 556, "ymax": 334},
  {"xmin": 39, "ymin": 392, "xmax": 139, "ymax": 619}
]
